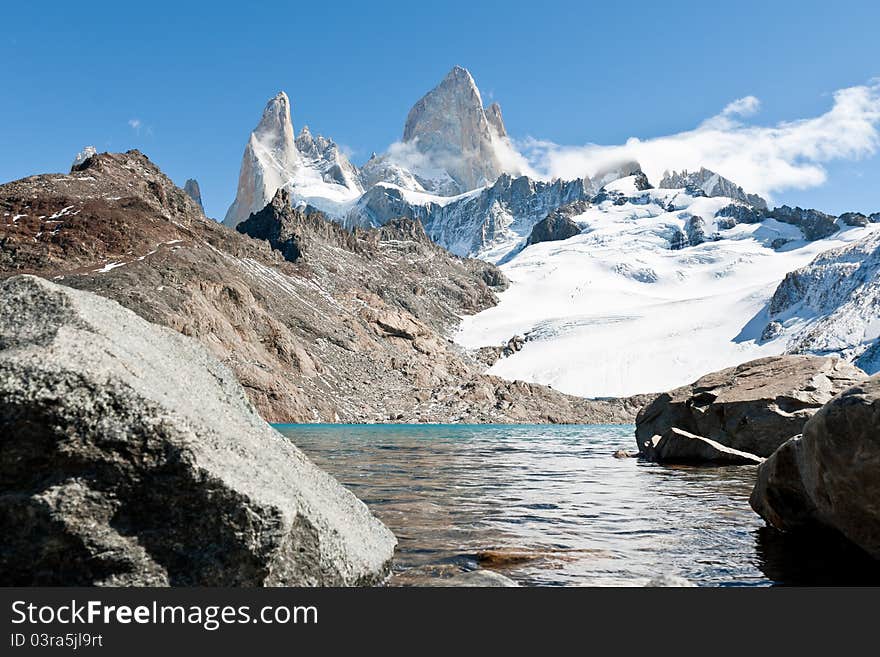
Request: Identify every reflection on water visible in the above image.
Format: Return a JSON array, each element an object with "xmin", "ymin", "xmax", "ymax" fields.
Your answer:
[{"xmin": 274, "ymin": 423, "xmax": 880, "ymax": 586}]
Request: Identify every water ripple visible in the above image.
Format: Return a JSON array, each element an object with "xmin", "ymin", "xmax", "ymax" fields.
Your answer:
[{"xmin": 274, "ymin": 423, "xmax": 880, "ymax": 586}]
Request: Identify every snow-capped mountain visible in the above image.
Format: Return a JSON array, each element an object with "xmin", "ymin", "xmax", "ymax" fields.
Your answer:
[
  {"xmin": 224, "ymin": 67, "xmax": 521, "ymax": 231},
  {"xmin": 456, "ymin": 177, "xmax": 880, "ymax": 398},
  {"xmin": 398, "ymin": 65, "xmax": 515, "ymax": 194},
  {"xmin": 219, "ymin": 67, "xmax": 880, "ymax": 401},
  {"xmin": 347, "ymin": 174, "xmax": 593, "ymax": 258},
  {"xmin": 659, "ymin": 167, "xmax": 768, "ymax": 209},
  {"xmin": 223, "ymin": 92, "xmax": 362, "ymax": 227},
  {"xmin": 758, "ymin": 226, "xmax": 880, "ymax": 373}
]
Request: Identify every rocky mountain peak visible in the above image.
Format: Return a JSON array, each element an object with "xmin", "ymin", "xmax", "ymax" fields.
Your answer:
[
  {"xmin": 254, "ymin": 91, "xmax": 296, "ymax": 147},
  {"xmin": 485, "ymin": 102, "xmax": 507, "ymax": 138},
  {"xmin": 401, "ymin": 65, "xmax": 509, "ymax": 194},
  {"xmin": 183, "ymin": 178, "xmax": 203, "ymax": 211},
  {"xmin": 71, "ymin": 145, "xmax": 97, "ymax": 170},
  {"xmin": 659, "ymin": 167, "xmax": 767, "ymax": 209}
]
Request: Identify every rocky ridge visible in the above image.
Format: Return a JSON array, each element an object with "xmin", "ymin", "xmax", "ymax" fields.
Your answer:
[{"xmin": 0, "ymin": 150, "xmax": 642, "ymax": 424}]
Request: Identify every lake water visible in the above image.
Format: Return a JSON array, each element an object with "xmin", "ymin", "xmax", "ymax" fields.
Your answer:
[{"xmin": 274, "ymin": 423, "xmax": 880, "ymax": 587}]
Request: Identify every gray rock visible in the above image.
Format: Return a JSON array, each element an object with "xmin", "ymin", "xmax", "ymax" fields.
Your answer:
[
  {"xmin": 761, "ymin": 320, "xmax": 784, "ymax": 342},
  {"xmin": 635, "ymin": 355, "xmax": 867, "ymax": 458},
  {"xmin": 669, "ymin": 226, "xmax": 688, "ymax": 250},
  {"xmin": 751, "ymin": 375, "xmax": 880, "ymax": 559},
  {"xmin": 645, "ymin": 574, "xmax": 697, "ymax": 587},
  {"xmin": 0, "ymin": 275, "xmax": 396, "ymax": 586},
  {"xmin": 684, "ymin": 215, "xmax": 707, "ymax": 246},
  {"xmin": 402, "ymin": 65, "xmax": 509, "ymax": 193},
  {"xmin": 771, "ymin": 237, "xmax": 791, "ymax": 250},
  {"xmin": 432, "ymin": 570, "xmax": 520, "ymax": 587},
  {"xmin": 527, "ymin": 208, "xmax": 582, "ymax": 245},
  {"xmin": 715, "ymin": 202, "xmax": 765, "ymax": 225},
  {"xmin": 183, "ymin": 178, "xmax": 203, "ymax": 210},
  {"xmin": 648, "ymin": 427, "xmax": 763, "ymax": 465},
  {"xmin": 769, "ymin": 205, "xmax": 839, "ymax": 241},
  {"xmin": 659, "ymin": 168, "xmax": 767, "ymax": 209},
  {"xmin": 839, "ymin": 211, "xmax": 869, "ymax": 227}
]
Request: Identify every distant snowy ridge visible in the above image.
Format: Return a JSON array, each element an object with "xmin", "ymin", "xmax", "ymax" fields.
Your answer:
[
  {"xmin": 758, "ymin": 228, "xmax": 880, "ymax": 373},
  {"xmin": 456, "ymin": 178, "xmax": 880, "ymax": 398}
]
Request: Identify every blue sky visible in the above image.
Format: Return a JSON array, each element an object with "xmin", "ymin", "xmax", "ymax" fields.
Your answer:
[{"xmin": 2, "ymin": 0, "xmax": 879, "ymax": 219}]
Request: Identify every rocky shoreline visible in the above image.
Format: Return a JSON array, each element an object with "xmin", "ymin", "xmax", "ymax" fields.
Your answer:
[{"xmin": 634, "ymin": 354, "xmax": 880, "ymax": 567}]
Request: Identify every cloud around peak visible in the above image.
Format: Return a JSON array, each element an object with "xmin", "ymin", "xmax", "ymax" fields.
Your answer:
[{"xmin": 518, "ymin": 81, "xmax": 880, "ymax": 200}]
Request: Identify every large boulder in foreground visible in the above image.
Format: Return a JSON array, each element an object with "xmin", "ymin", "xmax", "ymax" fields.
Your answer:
[
  {"xmin": 635, "ymin": 355, "xmax": 866, "ymax": 459},
  {"xmin": 648, "ymin": 428, "xmax": 763, "ymax": 465},
  {"xmin": 750, "ymin": 376, "xmax": 880, "ymax": 559},
  {"xmin": 0, "ymin": 275, "xmax": 396, "ymax": 586}
]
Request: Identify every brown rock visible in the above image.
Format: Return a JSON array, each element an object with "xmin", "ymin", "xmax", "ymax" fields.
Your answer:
[
  {"xmin": 635, "ymin": 356, "xmax": 866, "ymax": 458},
  {"xmin": 751, "ymin": 375, "xmax": 880, "ymax": 559},
  {"xmin": 648, "ymin": 427, "xmax": 763, "ymax": 465}
]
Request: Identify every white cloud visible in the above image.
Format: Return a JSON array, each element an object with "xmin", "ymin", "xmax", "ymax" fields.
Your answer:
[
  {"xmin": 517, "ymin": 82, "xmax": 880, "ymax": 200},
  {"xmin": 721, "ymin": 95, "xmax": 761, "ymax": 118},
  {"xmin": 128, "ymin": 118, "xmax": 142, "ymax": 132}
]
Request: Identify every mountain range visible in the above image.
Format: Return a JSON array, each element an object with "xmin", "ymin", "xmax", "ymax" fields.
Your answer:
[
  {"xmin": 213, "ymin": 65, "xmax": 880, "ymax": 399},
  {"xmin": 10, "ymin": 65, "xmax": 879, "ymax": 410}
]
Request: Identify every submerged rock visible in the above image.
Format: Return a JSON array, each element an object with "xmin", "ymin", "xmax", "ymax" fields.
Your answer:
[
  {"xmin": 750, "ymin": 375, "xmax": 880, "ymax": 559},
  {"xmin": 645, "ymin": 574, "xmax": 696, "ymax": 587},
  {"xmin": 428, "ymin": 570, "xmax": 519, "ymax": 587},
  {"xmin": 635, "ymin": 355, "xmax": 866, "ymax": 459},
  {"xmin": 0, "ymin": 275, "xmax": 396, "ymax": 586}
]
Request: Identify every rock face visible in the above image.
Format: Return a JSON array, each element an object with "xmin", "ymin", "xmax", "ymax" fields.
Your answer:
[
  {"xmin": 840, "ymin": 211, "xmax": 869, "ymax": 227},
  {"xmin": 223, "ymin": 92, "xmax": 361, "ymax": 227},
  {"xmin": 402, "ymin": 65, "xmax": 512, "ymax": 194},
  {"xmin": 648, "ymin": 427, "xmax": 764, "ymax": 465},
  {"xmin": 635, "ymin": 355, "xmax": 867, "ymax": 459},
  {"xmin": 0, "ymin": 275, "xmax": 396, "ymax": 586},
  {"xmin": 295, "ymin": 125, "xmax": 362, "ymax": 191},
  {"xmin": 750, "ymin": 375, "xmax": 880, "ymax": 559},
  {"xmin": 769, "ymin": 205, "xmax": 839, "ymax": 241},
  {"xmin": 224, "ymin": 92, "xmax": 299, "ymax": 226},
  {"xmin": 659, "ymin": 168, "xmax": 767, "ymax": 209},
  {"xmin": 684, "ymin": 215, "xmax": 707, "ymax": 246},
  {"xmin": 183, "ymin": 178, "xmax": 203, "ymax": 210},
  {"xmin": 527, "ymin": 205, "xmax": 583, "ymax": 245},
  {"xmin": 0, "ymin": 150, "xmax": 639, "ymax": 424},
  {"xmin": 715, "ymin": 202, "xmax": 764, "ymax": 226},
  {"xmin": 764, "ymin": 229, "xmax": 880, "ymax": 373}
]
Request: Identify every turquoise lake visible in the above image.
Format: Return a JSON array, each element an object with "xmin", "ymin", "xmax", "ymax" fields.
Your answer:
[{"xmin": 274, "ymin": 423, "xmax": 879, "ymax": 586}]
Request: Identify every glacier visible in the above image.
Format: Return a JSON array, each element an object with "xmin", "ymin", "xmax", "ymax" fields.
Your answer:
[{"xmin": 455, "ymin": 179, "xmax": 880, "ymax": 397}]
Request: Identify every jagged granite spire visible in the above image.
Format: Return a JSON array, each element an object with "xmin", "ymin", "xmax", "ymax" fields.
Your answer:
[
  {"xmin": 183, "ymin": 179, "xmax": 203, "ymax": 210},
  {"xmin": 223, "ymin": 92, "xmax": 300, "ymax": 227},
  {"xmin": 224, "ymin": 91, "xmax": 363, "ymax": 227},
  {"xmin": 402, "ymin": 65, "xmax": 513, "ymax": 194},
  {"xmin": 659, "ymin": 167, "xmax": 767, "ymax": 209}
]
